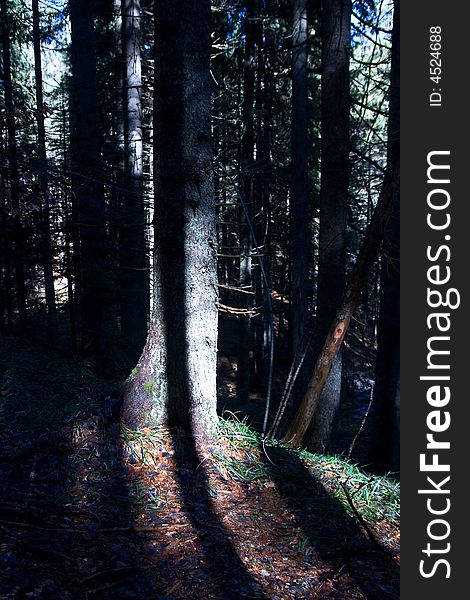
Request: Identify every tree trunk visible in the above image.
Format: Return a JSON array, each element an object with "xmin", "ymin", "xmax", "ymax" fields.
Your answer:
[
  {"xmin": 290, "ymin": 0, "xmax": 310, "ymax": 359},
  {"xmin": 283, "ymin": 171, "xmax": 397, "ymax": 449},
  {"xmin": 69, "ymin": 0, "xmax": 107, "ymax": 363},
  {"xmin": 119, "ymin": 0, "xmax": 149, "ymax": 362},
  {"xmin": 370, "ymin": 0, "xmax": 400, "ymax": 473},
  {"xmin": 121, "ymin": 0, "xmax": 218, "ymax": 436},
  {"xmin": 259, "ymin": 7, "xmax": 274, "ymax": 394},
  {"xmin": 60, "ymin": 95, "xmax": 78, "ymax": 354},
  {"xmin": 1, "ymin": 0, "xmax": 27, "ymax": 333},
  {"xmin": 236, "ymin": 0, "xmax": 256, "ymax": 404},
  {"xmin": 308, "ymin": 0, "xmax": 351, "ymax": 451},
  {"xmin": 0, "ymin": 122, "xmax": 13, "ymax": 331},
  {"xmin": 32, "ymin": 0, "xmax": 57, "ymax": 345}
]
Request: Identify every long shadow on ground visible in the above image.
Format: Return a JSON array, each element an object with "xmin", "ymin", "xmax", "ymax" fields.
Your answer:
[
  {"xmin": 259, "ymin": 444, "xmax": 400, "ymax": 599},
  {"xmin": 0, "ymin": 338, "xmax": 159, "ymax": 598},
  {"xmin": 170, "ymin": 428, "xmax": 266, "ymax": 599}
]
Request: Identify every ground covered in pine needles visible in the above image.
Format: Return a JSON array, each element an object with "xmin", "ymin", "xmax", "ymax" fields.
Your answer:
[{"xmin": 0, "ymin": 336, "xmax": 399, "ymax": 599}]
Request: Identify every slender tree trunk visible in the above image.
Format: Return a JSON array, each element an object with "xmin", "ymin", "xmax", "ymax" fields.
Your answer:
[
  {"xmin": 250, "ymin": 0, "xmax": 275, "ymax": 399},
  {"xmin": 121, "ymin": 0, "xmax": 218, "ymax": 436},
  {"xmin": 290, "ymin": 0, "xmax": 310, "ymax": 359},
  {"xmin": 283, "ymin": 2, "xmax": 400, "ymax": 448},
  {"xmin": 0, "ymin": 123, "xmax": 12, "ymax": 331},
  {"xmin": 59, "ymin": 96, "xmax": 77, "ymax": 353},
  {"xmin": 1, "ymin": 0, "xmax": 27, "ymax": 333},
  {"xmin": 236, "ymin": 0, "xmax": 256, "ymax": 404},
  {"xmin": 283, "ymin": 169, "xmax": 397, "ymax": 449},
  {"xmin": 308, "ymin": 0, "xmax": 351, "ymax": 451},
  {"xmin": 32, "ymin": 0, "xmax": 57, "ymax": 344},
  {"xmin": 370, "ymin": 0, "xmax": 400, "ymax": 473},
  {"xmin": 69, "ymin": 0, "xmax": 107, "ymax": 363},
  {"xmin": 260, "ymin": 11, "xmax": 274, "ymax": 393},
  {"xmin": 119, "ymin": 0, "xmax": 149, "ymax": 361}
]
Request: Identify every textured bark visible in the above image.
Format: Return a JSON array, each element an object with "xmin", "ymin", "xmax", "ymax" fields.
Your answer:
[
  {"xmin": 254, "ymin": 4, "xmax": 274, "ymax": 392},
  {"xmin": 308, "ymin": 0, "xmax": 351, "ymax": 451},
  {"xmin": 0, "ymin": 117, "xmax": 13, "ymax": 331},
  {"xmin": 118, "ymin": 0, "xmax": 149, "ymax": 361},
  {"xmin": 121, "ymin": 0, "xmax": 218, "ymax": 436},
  {"xmin": 370, "ymin": 0, "xmax": 400, "ymax": 473},
  {"xmin": 284, "ymin": 171, "xmax": 397, "ymax": 449},
  {"xmin": 1, "ymin": 0, "xmax": 27, "ymax": 333},
  {"xmin": 236, "ymin": 0, "xmax": 256, "ymax": 404},
  {"xmin": 290, "ymin": 0, "xmax": 311, "ymax": 359},
  {"xmin": 69, "ymin": 0, "xmax": 107, "ymax": 360},
  {"xmin": 32, "ymin": 0, "xmax": 57, "ymax": 344}
]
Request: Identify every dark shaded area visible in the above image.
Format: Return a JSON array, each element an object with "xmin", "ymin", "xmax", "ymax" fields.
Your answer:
[
  {"xmin": 0, "ymin": 335, "xmax": 399, "ymax": 599},
  {"xmin": 0, "ymin": 347, "xmax": 159, "ymax": 598},
  {"xmin": 259, "ymin": 444, "xmax": 399, "ymax": 599},
  {"xmin": 169, "ymin": 433, "xmax": 266, "ymax": 599}
]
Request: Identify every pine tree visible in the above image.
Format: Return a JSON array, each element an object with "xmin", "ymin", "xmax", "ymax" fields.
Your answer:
[{"xmin": 121, "ymin": 0, "xmax": 218, "ymax": 435}]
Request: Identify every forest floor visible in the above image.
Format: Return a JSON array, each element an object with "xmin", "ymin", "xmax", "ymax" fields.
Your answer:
[{"xmin": 0, "ymin": 336, "xmax": 399, "ymax": 599}]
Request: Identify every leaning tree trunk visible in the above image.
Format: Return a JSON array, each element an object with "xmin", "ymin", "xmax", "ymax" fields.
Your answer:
[
  {"xmin": 308, "ymin": 0, "xmax": 351, "ymax": 452},
  {"xmin": 283, "ymin": 168, "xmax": 397, "ymax": 449},
  {"xmin": 121, "ymin": 0, "xmax": 218, "ymax": 436},
  {"xmin": 284, "ymin": 0, "xmax": 400, "ymax": 450},
  {"xmin": 369, "ymin": 0, "xmax": 400, "ymax": 473}
]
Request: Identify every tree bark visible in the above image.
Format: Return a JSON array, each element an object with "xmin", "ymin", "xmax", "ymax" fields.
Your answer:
[
  {"xmin": 290, "ymin": 0, "xmax": 310, "ymax": 359},
  {"xmin": 119, "ymin": 0, "xmax": 149, "ymax": 361},
  {"xmin": 370, "ymin": 0, "xmax": 400, "ymax": 473},
  {"xmin": 308, "ymin": 0, "xmax": 351, "ymax": 451},
  {"xmin": 236, "ymin": 0, "xmax": 256, "ymax": 404},
  {"xmin": 283, "ymin": 169, "xmax": 397, "ymax": 449},
  {"xmin": 32, "ymin": 0, "xmax": 57, "ymax": 345},
  {"xmin": 69, "ymin": 0, "xmax": 107, "ymax": 362},
  {"xmin": 1, "ymin": 0, "xmax": 27, "ymax": 333},
  {"xmin": 0, "ymin": 107, "xmax": 13, "ymax": 331},
  {"xmin": 121, "ymin": 0, "xmax": 218, "ymax": 436}
]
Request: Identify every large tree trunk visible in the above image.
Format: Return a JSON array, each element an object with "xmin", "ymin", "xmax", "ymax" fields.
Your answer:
[
  {"xmin": 121, "ymin": 0, "xmax": 218, "ymax": 436},
  {"xmin": 370, "ymin": 0, "xmax": 400, "ymax": 473},
  {"xmin": 32, "ymin": 0, "xmax": 57, "ymax": 345},
  {"xmin": 69, "ymin": 0, "xmax": 107, "ymax": 363},
  {"xmin": 308, "ymin": 0, "xmax": 351, "ymax": 451},
  {"xmin": 118, "ymin": 0, "xmax": 149, "ymax": 362},
  {"xmin": 290, "ymin": 0, "xmax": 310, "ymax": 359},
  {"xmin": 1, "ymin": 0, "xmax": 27, "ymax": 333},
  {"xmin": 283, "ymin": 170, "xmax": 397, "ymax": 449}
]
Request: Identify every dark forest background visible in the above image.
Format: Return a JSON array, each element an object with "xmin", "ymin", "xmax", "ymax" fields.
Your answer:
[
  {"xmin": 0, "ymin": 1, "xmax": 401, "ymax": 596},
  {"xmin": 0, "ymin": 0, "xmax": 399, "ymax": 471}
]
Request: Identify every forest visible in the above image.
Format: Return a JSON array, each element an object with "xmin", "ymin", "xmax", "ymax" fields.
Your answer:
[{"xmin": 0, "ymin": 0, "xmax": 400, "ymax": 598}]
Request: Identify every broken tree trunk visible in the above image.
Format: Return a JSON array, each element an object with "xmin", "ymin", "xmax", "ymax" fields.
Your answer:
[{"xmin": 283, "ymin": 168, "xmax": 398, "ymax": 448}]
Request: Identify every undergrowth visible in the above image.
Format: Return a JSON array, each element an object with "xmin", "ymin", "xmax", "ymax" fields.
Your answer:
[
  {"xmin": 1, "ymin": 335, "xmax": 399, "ymax": 532},
  {"xmin": 0, "ymin": 335, "xmax": 117, "ymax": 432},
  {"xmin": 122, "ymin": 412, "xmax": 400, "ymax": 528}
]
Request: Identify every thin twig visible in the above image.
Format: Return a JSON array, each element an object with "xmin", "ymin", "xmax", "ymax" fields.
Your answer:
[
  {"xmin": 340, "ymin": 481, "xmax": 379, "ymax": 547},
  {"xmin": 347, "ymin": 384, "xmax": 374, "ymax": 460},
  {"xmin": 81, "ymin": 566, "xmax": 136, "ymax": 584},
  {"xmin": 268, "ymin": 329, "xmax": 314, "ymax": 439}
]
